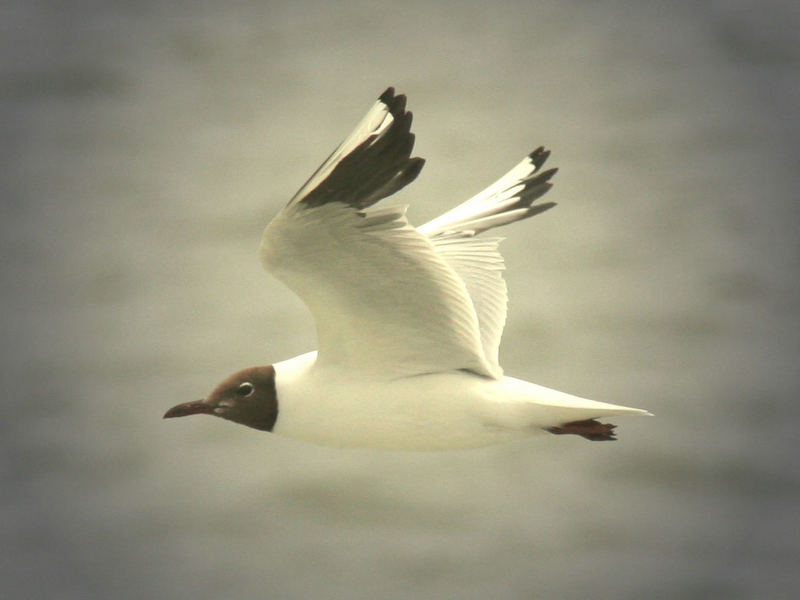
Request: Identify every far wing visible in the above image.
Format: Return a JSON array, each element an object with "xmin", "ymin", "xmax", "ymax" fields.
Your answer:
[
  {"xmin": 420, "ymin": 149, "xmax": 558, "ymax": 371},
  {"xmin": 418, "ymin": 148, "xmax": 557, "ymax": 238},
  {"xmin": 430, "ymin": 234, "xmax": 508, "ymax": 370}
]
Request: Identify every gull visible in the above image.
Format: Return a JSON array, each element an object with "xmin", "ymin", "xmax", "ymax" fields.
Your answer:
[{"xmin": 164, "ymin": 87, "xmax": 650, "ymax": 449}]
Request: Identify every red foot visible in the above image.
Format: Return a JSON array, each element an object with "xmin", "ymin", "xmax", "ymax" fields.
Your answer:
[{"xmin": 546, "ymin": 419, "xmax": 617, "ymax": 441}]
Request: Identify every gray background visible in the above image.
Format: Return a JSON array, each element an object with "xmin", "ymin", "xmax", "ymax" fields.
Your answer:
[{"xmin": 3, "ymin": 1, "xmax": 799, "ymax": 598}]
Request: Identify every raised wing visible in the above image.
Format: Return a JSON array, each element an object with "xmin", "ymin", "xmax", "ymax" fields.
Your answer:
[
  {"xmin": 419, "ymin": 149, "xmax": 557, "ymax": 371},
  {"xmin": 418, "ymin": 148, "xmax": 557, "ymax": 238},
  {"xmin": 287, "ymin": 88, "xmax": 424, "ymax": 210},
  {"xmin": 260, "ymin": 89, "xmax": 497, "ymax": 379}
]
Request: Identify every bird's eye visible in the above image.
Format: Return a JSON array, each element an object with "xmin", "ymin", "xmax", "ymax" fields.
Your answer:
[{"xmin": 236, "ymin": 382, "xmax": 254, "ymax": 397}]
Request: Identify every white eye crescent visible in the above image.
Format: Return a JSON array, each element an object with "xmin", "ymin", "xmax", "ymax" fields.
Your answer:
[{"xmin": 237, "ymin": 382, "xmax": 254, "ymax": 397}]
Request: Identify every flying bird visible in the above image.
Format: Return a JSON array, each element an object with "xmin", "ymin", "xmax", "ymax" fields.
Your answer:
[{"xmin": 164, "ymin": 87, "xmax": 650, "ymax": 449}]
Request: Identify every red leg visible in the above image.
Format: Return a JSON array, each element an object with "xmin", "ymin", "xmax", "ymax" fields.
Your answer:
[{"xmin": 546, "ymin": 419, "xmax": 617, "ymax": 441}]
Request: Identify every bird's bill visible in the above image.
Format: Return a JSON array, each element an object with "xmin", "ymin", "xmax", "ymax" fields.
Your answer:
[{"xmin": 163, "ymin": 400, "xmax": 213, "ymax": 419}]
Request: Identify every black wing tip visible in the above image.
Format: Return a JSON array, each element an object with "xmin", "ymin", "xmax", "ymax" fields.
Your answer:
[
  {"xmin": 528, "ymin": 146, "xmax": 551, "ymax": 169},
  {"xmin": 405, "ymin": 156, "xmax": 426, "ymax": 181},
  {"xmin": 513, "ymin": 167, "xmax": 558, "ymax": 205},
  {"xmin": 379, "ymin": 86, "xmax": 409, "ymax": 118},
  {"xmin": 300, "ymin": 88, "xmax": 423, "ymax": 210},
  {"xmin": 355, "ymin": 156, "xmax": 426, "ymax": 209},
  {"xmin": 379, "ymin": 86, "xmax": 396, "ymax": 102},
  {"xmin": 534, "ymin": 166, "xmax": 558, "ymax": 184},
  {"xmin": 526, "ymin": 200, "xmax": 557, "ymax": 218}
]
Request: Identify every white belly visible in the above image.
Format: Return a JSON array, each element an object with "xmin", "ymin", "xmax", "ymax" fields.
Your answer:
[
  {"xmin": 272, "ymin": 352, "xmax": 518, "ymax": 449},
  {"xmin": 271, "ymin": 352, "xmax": 649, "ymax": 450}
]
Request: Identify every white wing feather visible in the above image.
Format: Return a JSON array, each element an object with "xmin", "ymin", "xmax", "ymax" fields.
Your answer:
[
  {"xmin": 430, "ymin": 234, "xmax": 508, "ymax": 372},
  {"xmin": 419, "ymin": 148, "xmax": 558, "ymax": 373},
  {"xmin": 260, "ymin": 89, "xmax": 496, "ymax": 379},
  {"xmin": 262, "ymin": 201, "xmax": 495, "ymax": 378},
  {"xmin": 259, "ymin": 89, "xmax": 557, "ymax": 381}
]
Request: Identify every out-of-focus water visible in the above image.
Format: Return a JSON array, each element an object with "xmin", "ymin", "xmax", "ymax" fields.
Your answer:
[{"xmin": 2, "ymin": 1, "xmax": 799, "ymax": 598}]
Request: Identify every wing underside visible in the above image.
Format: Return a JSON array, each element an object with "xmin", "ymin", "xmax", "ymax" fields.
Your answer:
[
  {"xmin": 261, "ymin": 89, "xmax": 557, "ymax": 379},
  {"xmin": 261, "ymin": 89, "xmax": 496, "ymax": 378},
  {"xmin": 420, "ymin": 148, "xmax": 558, "ymax": 372}
]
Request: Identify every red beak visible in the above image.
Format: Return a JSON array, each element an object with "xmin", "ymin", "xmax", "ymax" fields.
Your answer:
[{"xmin": 163, "ymin": 400, "xmax": 213, "ymax": 419}]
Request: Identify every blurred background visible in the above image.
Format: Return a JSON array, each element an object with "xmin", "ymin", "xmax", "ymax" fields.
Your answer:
[{"xmin": 2, "ymin": 1, "xmax": 799, "ymax": 598}]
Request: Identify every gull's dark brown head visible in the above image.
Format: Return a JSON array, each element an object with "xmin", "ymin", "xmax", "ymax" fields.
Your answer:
[{"xmin": 164, "ymin": 366, "xmax": 278, "ymax": 431}]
